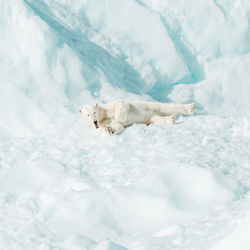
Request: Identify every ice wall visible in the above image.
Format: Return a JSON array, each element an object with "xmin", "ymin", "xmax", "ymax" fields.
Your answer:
[
  {"xmin": 24, "ymin": 0, "xmax": 250, "ymax": 115},
  {"xmin": 0, "ymin": 0, "xmax": 86, "ymax": 136}
]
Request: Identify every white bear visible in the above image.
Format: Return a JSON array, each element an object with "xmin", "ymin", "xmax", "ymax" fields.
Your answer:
[{"xmin": 79, "ymin": 100, "xmax": 195, "ymax": 135}]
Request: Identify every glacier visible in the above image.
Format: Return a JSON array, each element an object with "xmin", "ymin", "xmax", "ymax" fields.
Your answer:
[{"xmin": 0, "ymin": 0, "xmax": 250, "ymax": 249}]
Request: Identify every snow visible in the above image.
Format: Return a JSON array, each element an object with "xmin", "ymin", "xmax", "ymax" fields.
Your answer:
[
  {"xmin": 210, "ymin": 212, "xmax": 250, "ymax": 250},
  {"xmin": 0, "ymin": 0, "xmax": 250, "ymax": 249}
]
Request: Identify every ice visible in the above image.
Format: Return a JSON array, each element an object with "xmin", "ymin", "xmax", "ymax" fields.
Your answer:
[
  {"xmin": 170, "ymin": 54, "xmax": 250, "ymax": 116},
  {"xmin": 0, "ymin": 0, "xmax": 250, "ymax": 249},
  {"xmin": 210, "ymin": 212, "xmax": 250, "ymax": 250}
]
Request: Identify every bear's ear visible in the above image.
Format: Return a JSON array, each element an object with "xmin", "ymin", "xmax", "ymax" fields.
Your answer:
[{"xmin": 95, "ymin": 103, "xmax": 98, "ymax": 107}]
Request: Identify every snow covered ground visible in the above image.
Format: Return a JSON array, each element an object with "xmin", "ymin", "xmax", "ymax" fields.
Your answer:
[{"xmin": 0, "ymin": 0, "xmax": 250, "ymax": 249}]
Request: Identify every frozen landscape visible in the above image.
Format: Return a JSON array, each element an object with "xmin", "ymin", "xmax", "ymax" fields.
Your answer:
[{"xmin": 1, "ymin": 0, "xmax": 250, "ymax": 249}]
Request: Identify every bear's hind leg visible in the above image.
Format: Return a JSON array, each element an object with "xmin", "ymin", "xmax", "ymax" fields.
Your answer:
[
  {"xmin": 160, "ymin": 103, "xmax": 195, "ymax": 115},
  {"xmin": 185, "ymin": 103, "xmax": 195, "ymax": 115},
  {"xmin": 148, "ymin": 115, "xmax": 176, "ymax": 125}
]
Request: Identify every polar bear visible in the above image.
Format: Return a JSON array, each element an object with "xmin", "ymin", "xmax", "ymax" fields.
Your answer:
[{"xmin": 79, "ymin": 100, "xmax": 195, "ymax": 135}]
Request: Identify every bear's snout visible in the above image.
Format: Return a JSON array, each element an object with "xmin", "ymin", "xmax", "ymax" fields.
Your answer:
[{"xmin": 94, "ymin": 121, "xmax": 99, "ymax": 129}]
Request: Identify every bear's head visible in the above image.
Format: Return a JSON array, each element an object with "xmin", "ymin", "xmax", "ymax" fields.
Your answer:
[{"xmin": 79, "ymin": 104, "xmax": 99, "ymax": 129}]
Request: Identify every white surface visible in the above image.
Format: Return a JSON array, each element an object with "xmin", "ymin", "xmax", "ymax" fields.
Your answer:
[
  {"xmin": 0, "ymin": 0, "xmax": 250, "ymax": 249},
  {"xmin": 210, "ymin": 212, "xmax": 250, "ymax": 250}
]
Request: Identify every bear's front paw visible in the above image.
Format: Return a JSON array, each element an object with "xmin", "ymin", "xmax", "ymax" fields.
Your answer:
[{"xmin": 105, "ymin": 126, "xmax": 116, "ymax": 135}]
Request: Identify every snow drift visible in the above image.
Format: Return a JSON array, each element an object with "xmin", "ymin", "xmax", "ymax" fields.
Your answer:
[{"xmin": 0, "ymin": 0, "xmax": 250, "ymax": 249}]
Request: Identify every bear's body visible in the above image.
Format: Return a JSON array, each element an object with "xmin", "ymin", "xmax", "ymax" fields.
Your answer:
[{"xmin": 79, "ymin": 100, "xmax": 194, "ymax": 135}]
